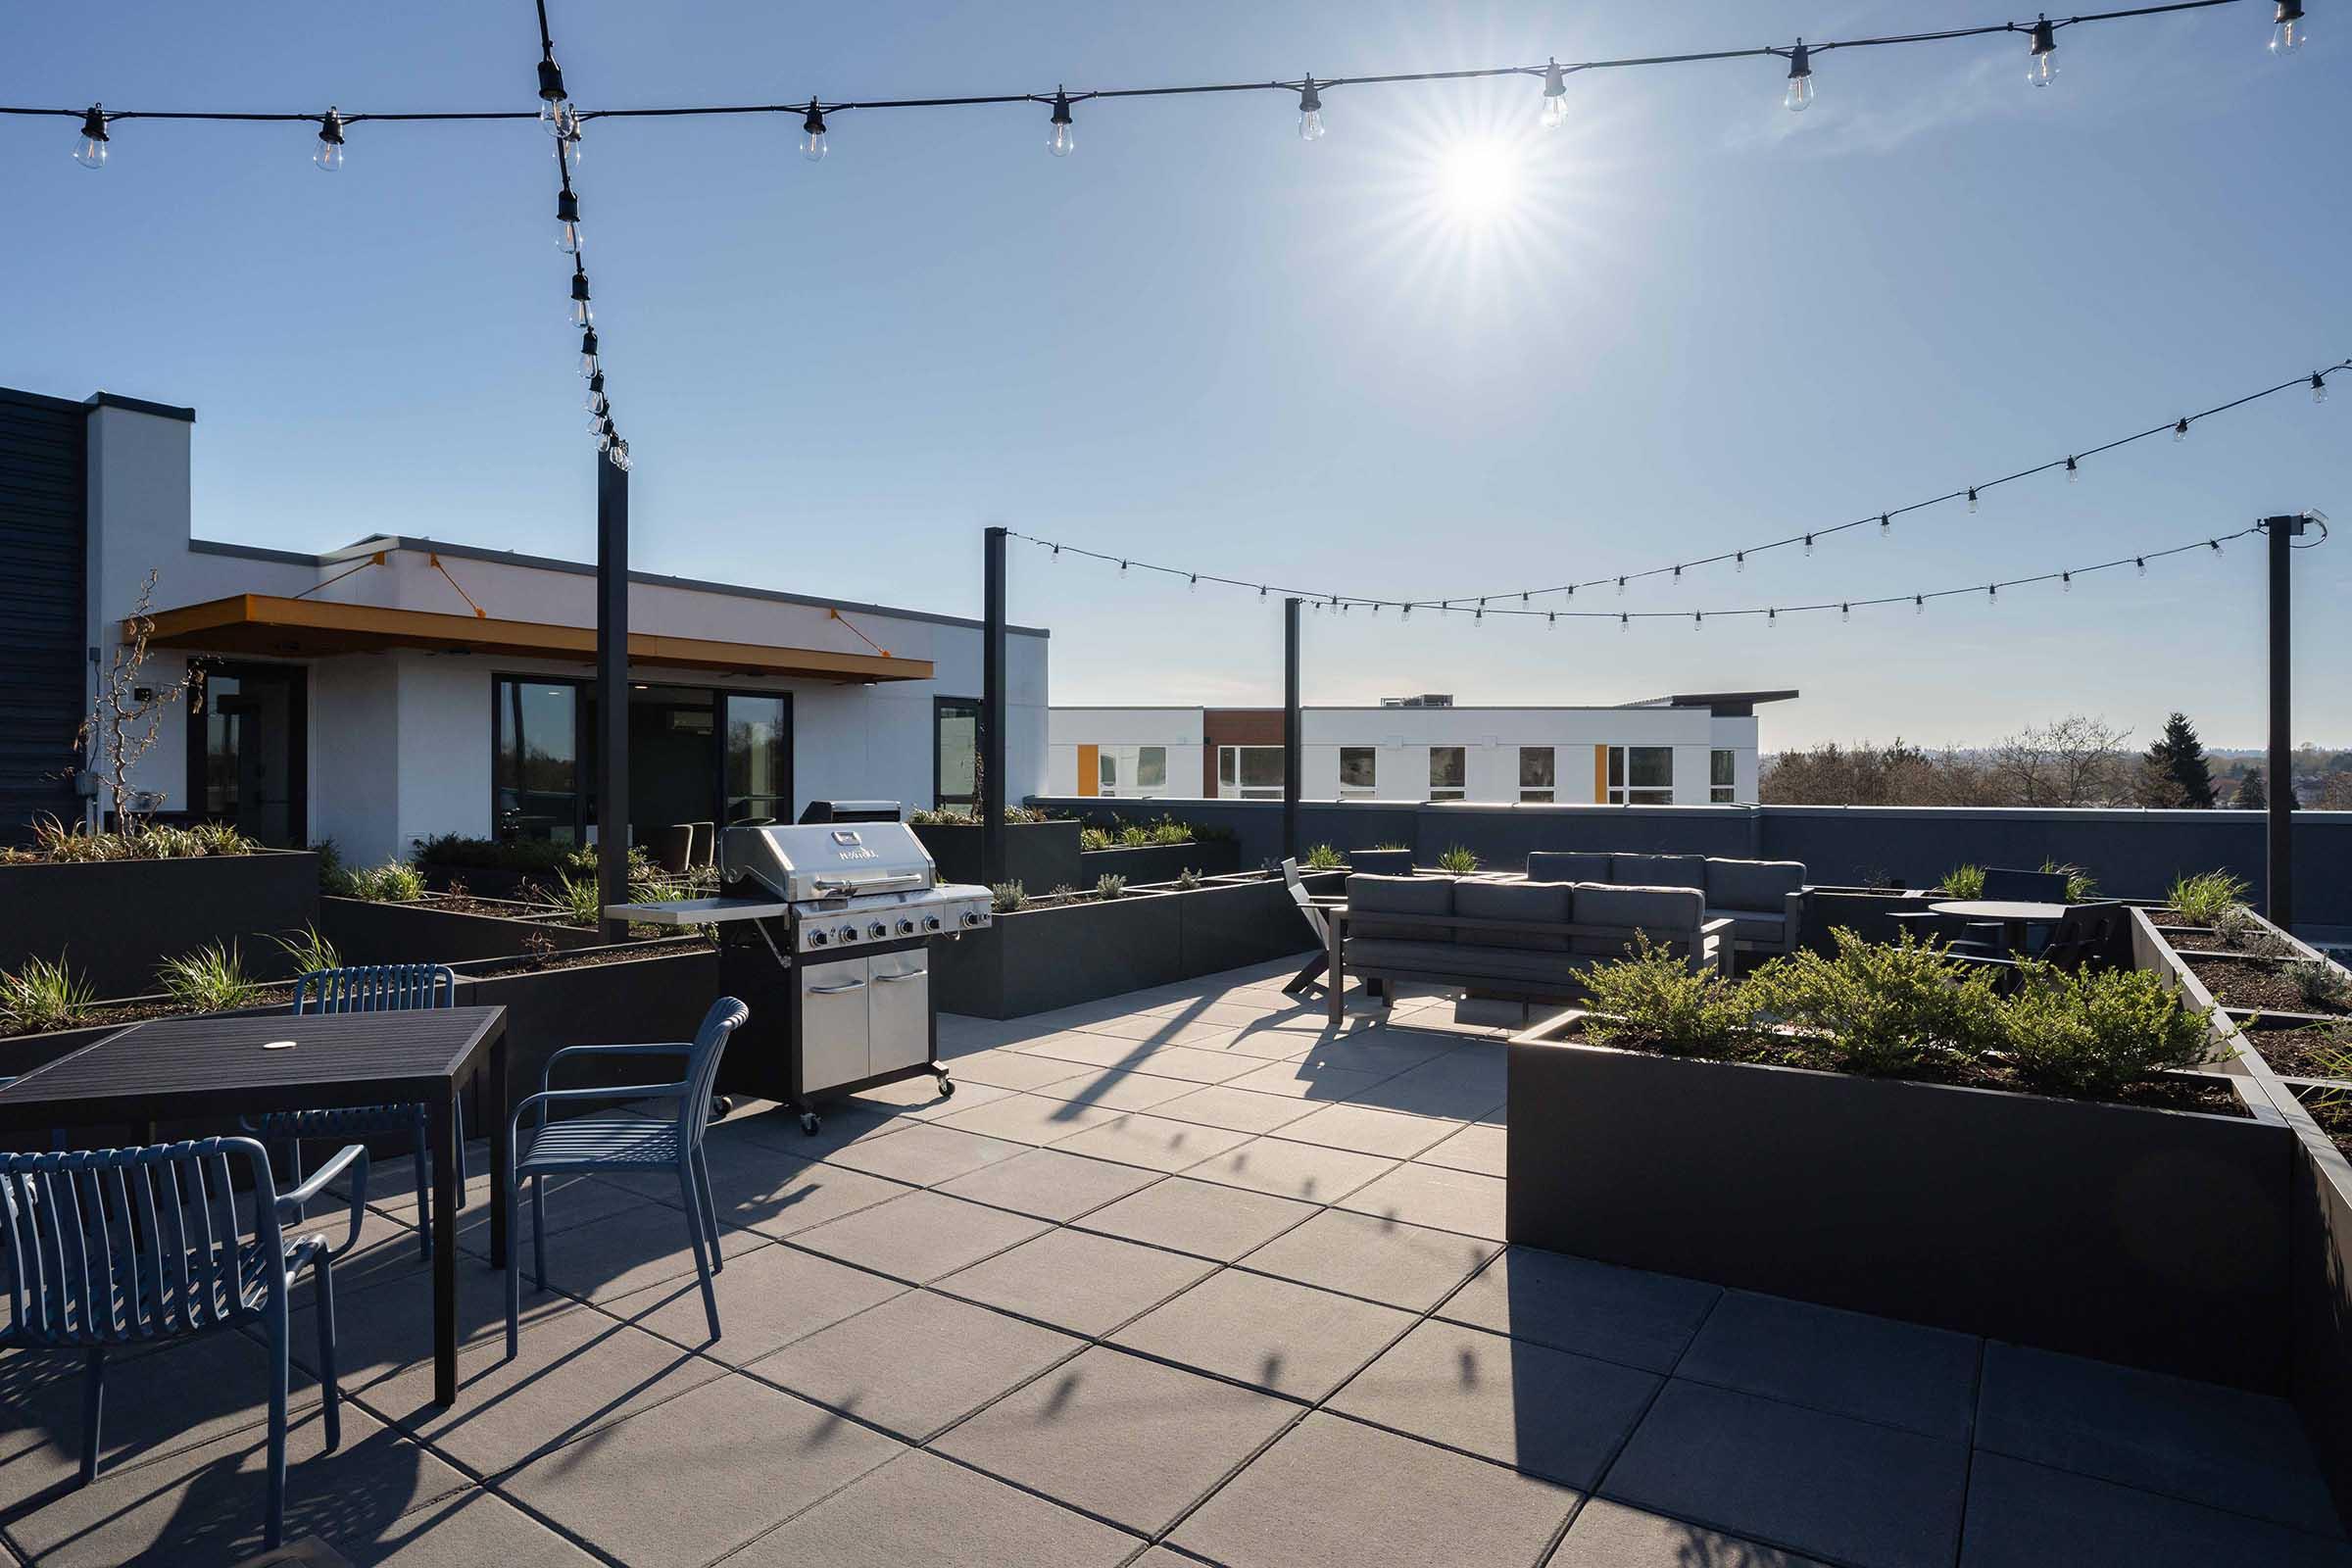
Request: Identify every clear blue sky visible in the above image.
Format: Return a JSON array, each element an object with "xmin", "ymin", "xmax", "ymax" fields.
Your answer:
[{"xmin": 8, "ymin": 1, "xmax": 2345, "ymax": 749}]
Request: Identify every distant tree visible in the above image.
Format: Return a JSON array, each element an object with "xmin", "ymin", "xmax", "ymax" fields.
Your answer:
[
  {"xmin": 2236, "ymin": 767, "xmax": 2268, "ymax": 810},
  {"xmin": 2138, "ymin": 712, "xmax": 2216, "ymax": 808},
  {"xmin": 1984, "ymin": 714, "xmax": 2132, "ymax": 808},
  {"xmin": 2317, "ymin": 772, "xmax": 2352, "ymax": 811}
]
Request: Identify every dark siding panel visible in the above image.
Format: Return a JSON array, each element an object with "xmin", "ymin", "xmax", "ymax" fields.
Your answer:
[{"xmin": 0, "ymin": 392, "xmax": 86, "ymax": 841}]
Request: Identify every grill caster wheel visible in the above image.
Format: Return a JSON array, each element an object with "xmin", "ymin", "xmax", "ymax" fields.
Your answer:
[
  {"xmin": 799, "ymin": 1110, "xmax": 821, "ymax": 1136},
  {"xmin": 710, "ymin": 1097, "xmax": 733, "ymax": 1122},
  {"xmin": 934, "ymin": 1073, "xmax": 956, "ymax": 1099}
]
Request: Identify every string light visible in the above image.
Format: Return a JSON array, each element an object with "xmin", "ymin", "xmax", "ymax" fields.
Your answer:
[
  {"xmin": 568, "ymin": 267, "xmax": 593, "ymax": 327},
  {"xmin": 555, "ymin": 190, "xmax": 582, "ymax": 253},
  {"xmin": 74, "ymin": 104, "xmax": 107, "ymax": 168},
  {"xmin": 536, "ymin": 53, "xmax": 571, "ymax": 135},
  {"xmin": 801, "ymin": 99, "xmax": 828, "ymax": 162},
  {"xmin": 1880, "ymin": 513, "xmax": 1891, "ymax": 535},
  {"xmin": 584, "ymin": 373, "xmax": 607, "ymax": 415},
  {"xmin": 577, "ymin": 328, "xmax": 599, "ymax": 378},
  {"xmin": 1967, "ymin": 487, "xmax": 1980, "ymax": 514},
  {"xmin": 2175, "ymin": 416, "xmax": 2191, "ymax": 441},
  {"xmin": 1297, "ymin": 77, "xmax": 1325, "ymax": 141},
  {"xmin": 1784, "ymin": 39, "xmax": 1816, "ymax": 112},
  {"xmin": 1540, "ymin": 59, "xmax": 1570, "ymax": 127},
  {"xmin": 2065, "ymin": 454, "xmax": 2080, "ymax": 481},
  {"xmin": 2028, "ymin": 15, "xmax": 2061, "ymax": 85},
  {"xmin": 314, "ymin": 107, "xmax": 345, "ymax": 172},
  {"xmin": 2316, "ymin": 372, "xmax": 2331, "ymax": 404},
  {"xmin": 1803, "ymin": 535, "xmax": 1815, "ymax": 556},
  {"xmin": 1735, "ymin": 552, "xmax": 1746, "ymax": 572},
  {"xmin": 1048, "ymin": 88, "xmax": 1076, "ymax": 158},
  {"xmin": 2274, "ymin": 0, "xmax": 2309, "ymax": 52}
]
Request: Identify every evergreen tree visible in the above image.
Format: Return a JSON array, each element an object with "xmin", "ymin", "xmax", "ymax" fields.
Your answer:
[
  {"xmin": 2141, "ymin": 712, "xmax": 2216, "ymax": 808},
  {"xmin": 2236, "ymin": 766, "xmax": 2268, "ymax": 810}
]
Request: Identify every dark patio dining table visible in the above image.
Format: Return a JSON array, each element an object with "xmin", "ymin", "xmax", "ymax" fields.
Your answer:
[{"xmin": 0, "ymin": 1004, "xmax": 509, "ymax": 1408}]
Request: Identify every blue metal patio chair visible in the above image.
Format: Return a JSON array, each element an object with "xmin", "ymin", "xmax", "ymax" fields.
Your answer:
[
  {"xmin": 504, "ymin": 997, "xmax": 750, "ymax": 1356},
  {"xmin": 0, "ymin": 1135, "xmax": 368, "ymax": 1551},
  {"xmin": 246, "ymin": 964, "xmax": 459, "ymax": 1259}
]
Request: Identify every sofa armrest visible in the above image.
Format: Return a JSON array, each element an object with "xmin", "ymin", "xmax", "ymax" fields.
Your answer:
[
  {"xmin": 1697, "ymin": 916, "xmax": 1737, "ymax": 975},
  {"xmin": 1781, "ymin": 890, "xmax": 1806, "ymax": 953}
]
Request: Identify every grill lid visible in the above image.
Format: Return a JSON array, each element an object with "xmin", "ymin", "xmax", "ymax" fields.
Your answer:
[{"xmin": 722, "ymin": 821, "xmax": 935, "ymax": 902}]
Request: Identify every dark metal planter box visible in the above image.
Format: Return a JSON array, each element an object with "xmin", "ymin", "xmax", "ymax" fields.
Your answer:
[
  {"xmin": 320, "ymin": 895, "xmax": 603, "ymax": 966},
  {"xmin": 447, "ymin": 941, "xmax": 718, "ymax": 1125},
  {"xmin": 1079, "ymin": 840, "xmax": 1241, "ymax": 885},
  {"xmin": 912, "ymin": 819, "xmax": 1083, "ymax": 895},
  {"xmin": 0, "ymin": 851, "xmax": 319, "ymax": 1000},
  {"xmin": 1506, "ymin": 1033, "xmax": 2295, "ymax": 1393}
]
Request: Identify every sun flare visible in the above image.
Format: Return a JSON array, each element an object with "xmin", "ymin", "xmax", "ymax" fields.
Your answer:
[{"xmin": 1431, "ymin": 137, "xmax": 1523, "ymax": 224}]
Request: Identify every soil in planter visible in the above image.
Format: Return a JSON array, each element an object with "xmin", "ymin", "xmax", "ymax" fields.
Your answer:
[
  {"xmin": 2294, "ymin": 1087, "xmax": 2352, "ymax": 1160},
  {"xmin": 2238, "ymin": 1021, "xmax": 2352, "ymax": 1080},
  {"xmin": 3, "ymin": 985, "xmax": 298, "ymax": 1041},
  {"xmin": 1545, "ymin": 1014, "xmax": 2246, "ymax": 1117},
  {"xmin": 466, "ymin": 938, "xmax": 712, "ymax": 982},
  {"xmin": 2183, "ymin": 954, "xmax": 2352, "ymax": 1016}
]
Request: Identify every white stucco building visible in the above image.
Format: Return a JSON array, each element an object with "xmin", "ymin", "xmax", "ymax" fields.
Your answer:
[
  {"xmin": 1048, "ymin": 695, "xmax": 1790, "ymax": 807},
  {"xmin": 4, "ymin": 387, "xmax": 1048, "ymax": 863}
]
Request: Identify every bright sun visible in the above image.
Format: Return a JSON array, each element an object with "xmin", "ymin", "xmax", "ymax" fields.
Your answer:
[{"xmin": 1432, "ymin": 137, "xmax": 1523, "ymax": 224}]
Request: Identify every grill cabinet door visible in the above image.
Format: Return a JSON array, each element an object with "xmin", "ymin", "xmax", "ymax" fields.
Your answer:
[
  {"xmin": 866, "ymin": 948, "xmax": 931, "ymax": 1074},
  {"xmin": 798, "ymin": 955, "xmax": 871, "ymax": 1093}
]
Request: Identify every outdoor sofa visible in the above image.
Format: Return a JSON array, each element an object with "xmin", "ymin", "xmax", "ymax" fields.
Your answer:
[
  {"xmin": 1524, "ymin": 852, "xmax": 1806, "ymax": 956},
  {"xmin": 1330, "ymin": 872, "xmax": 1732, "ymax": 1021}
]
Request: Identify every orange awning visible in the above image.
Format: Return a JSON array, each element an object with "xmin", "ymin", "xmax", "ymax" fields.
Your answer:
[{"xmin": 137, "ymin": 594, "xmax": 934, "ymax": 684}]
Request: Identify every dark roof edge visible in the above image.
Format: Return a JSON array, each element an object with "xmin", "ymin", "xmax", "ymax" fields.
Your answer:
[
  {"xmin": 84, "ymin": 392, "xmax": 197, "ymax": 422},
  {"xmin": 191, "ymin": 534, "xmax": 1049, "ymax": 639}
]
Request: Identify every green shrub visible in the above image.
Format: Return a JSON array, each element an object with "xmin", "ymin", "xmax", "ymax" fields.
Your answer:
[
  {"xmin": 1435, "ymin": 845, "xmax": 1480, "ymax": 874},
  {"xmin": 2209, "ymin": 903, "xmax": 2284, "ymax": 953},
  {"xmin": 1302, "ymin": 843, "xmax": 1345, "ymax": 871},
  {"xmin": 552, "ymin": 872, "xmax": 606, "ymax": 925},
  {"xmin": 312, "ymin": 838, "xmax": 347, "ymax": 891},
  {"xmin": 1096, "ymin": 873, "xmax": 1128, "ymax": 900},
  {"xmin": 343, "ymin": 860, "xmax": 425, "ymax": 902},
  {"xmin": 24, "ymin": 815, "xmax": 260, "ymax": 862},
  {"xmin": 2038, "ymin": 858, "xmax": 2099, "ymax": 902},
  {"xmin": 1996, "ymin": 961, "xmax": 2217, "ymax": 1097},
  {"xmin": 2287, "ymin": 957, "xmax": 2352, "ymax": 1012},
  {"xmin": 1078, "ymin": 826, "xmax": 1112, "ymax": 852},
  {"xmin": 1581, "ymin": 934, "xmax": 1757, "ymax": 1057},
  {"xmin": 2167, "ymin": 869, "xmax": 2250, "ymax": 926},
  {"xmin": 1367, "ymin": 843, "xmax": 1410, "ymax": 854},
  {"xmin": 157, "ymin": 942, "xmax": 264, "ymax": 1012},
  {"xmin": 1743, "ymin": 930, "xmax": 2004, "ymax": 1077},
  {"xmin": 415, "ymin": 833, "xmax": 578, "ymax": 873},
  {"xmin": 1939, "ymin": 864, "xmax": 1986, "ymax": 900},
  {"xmin": 991, "ymin": 881, "xmax": 1027, "ymax": 913},
  {"xmin": 1, "ymin": 953, "xmax": 97, "ymax": 1033},
  {"xmin": 270, "ymin": 925, "xmax": 341, "ymax": 976}
]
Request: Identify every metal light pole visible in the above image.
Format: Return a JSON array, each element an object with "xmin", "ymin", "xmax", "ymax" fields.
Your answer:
[
  {"xmin": 2264, "ymin": 513, "xmax": 2308, "ymax": 929},
  {"xmin": 596, "ymin": 457, "xmax": 630, "ymax": 941},
  {"xmin": 1284, "ymin": 597, "xmax": 1302, "ymax": 863},
  {"xmin": 981, "ymin": 526, "xmax": 1008, "ymax": 887}
]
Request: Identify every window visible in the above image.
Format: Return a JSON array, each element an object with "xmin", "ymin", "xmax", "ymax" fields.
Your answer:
[
  {"xmin": 494, "ymin": 677, "xmax": 583, "ymax": 842},
  {"xmin": 1135, "ymin": 746, "xmax": 1167, "ymax": 790},
  {"xmin": 1099, "ymin": 751, "xmax": 1118, "ymax": 794},
  {"xmin": 1607, "ymin": 745, "xmax": 1675, "ymax": 806},
  {"xmin": 1519, "ymin": 747, "xmax": 1555, "ymax": 804},
  {"xmin": 1217, "ymin": 745, "xmax": 1286, "ymax": 800},
  {"xmin": 934, "ymin": 698, "xmax": 979, "ymax": 814},
  {"xmin": 1428, "ymin": 746, "xmax": 1466, "ymax": 803},
  {"xmin": 1339, "ymin": 746, "xmax": 1377, "ymax": 797},
  {"xmin": 725, "ymin": 694, "xmax": 790, "ymax": 822},
  {"xmin": 1711, "ymin": 748, "xmax": 1738, "ymax": 805}
]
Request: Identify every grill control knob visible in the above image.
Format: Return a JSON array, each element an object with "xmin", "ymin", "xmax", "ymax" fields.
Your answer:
[
  {"xmin": 896, "ymin": 917, "xmax": 916, "ymax": 935},
  {"xmin": 922, "ymin": 914, "xmax": 943, "ymax": 932},
  {"xmin": 807, "ymin": 928, "xmax": 828, "ymax": 948},
  {"xmin": 867, "ymin": 921, "xmax": 889, "ymax": 940},
  {"xmin": 835, "ymin": 924, "xmax": 859, "ymax": 945},
  {"xmin": 961, "ymin": 909, "xmax": 983, "ymax": 927}
]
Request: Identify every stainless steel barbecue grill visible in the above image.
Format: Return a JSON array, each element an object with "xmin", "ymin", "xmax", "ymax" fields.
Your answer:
[{"xmin": 610, "ymin": 807, "xmax": 991, "ymax": 1132}]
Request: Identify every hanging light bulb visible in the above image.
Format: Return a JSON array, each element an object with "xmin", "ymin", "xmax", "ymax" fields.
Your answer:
[
  {"xmin": 1735, "ymin": 553, "xmax": 1746, "ymax": 573},
  {"xmin": 568, "ymin": 269, "xmax": 594, "ymax": 328},
  {"xmin": 2209, "ymin": 538, "xmax": 2224, "ymax": 553},
  {"xmin": 577, "ymin": 328, "xmax": 600, "ymax": 379},
  {"xmin": 1541, "ymin": 58, "xmax": 1570, "ymax": 128},
  {"xmin": 1047, "ymin": 88, "xmax": 1075, "ymax": 158},
  {"xmin": 1880, "ymin": 513, "xmax": 1891, "ymax": 536},
  {"xmin": 1967, "ymin": 487, "xmax": 1980, "ymax": 514},
  {"xmin": 1914, "ymin": 595, "xmax": 1925, "ymax": 615},
  {"xmin": 1784, "ymin": 39, "xmax": 1815, "ymax": 112},
  {"xmin": 1615, "ymin": 576, "xmax": 1627, "ymax": 595},
  {"xmin": 2174, "ymin": 416, "xmax": 2190, "ymax": 441},
  {"xmin": 2065, "ymin": 455, "xmax": 2080, "ymax": 482},
  {"xmin": 801, "ymin": 99, "xmax": 829, "ymax": 162},
  {"xmin": 1401, "ymin": 604, "xmax": 1412, "ymax": 619},
  {"xmin": 595, "ymin": 421, "xmax": 612, "ymax": 453},
  {"xmin": 1671, "ymin": 565, "xmax": 1683, "ymax": 584},
  {"xmin": 1988, "ymin": 583, "xmax": 1999, "ymax": 602},
  {"xmin": 74, "ymin": 104, "xmax": 109, "ymax": 169},
  {"xmin": 1692, "ymin": 612, "xmax": 1704, "ymax": 630},
  {"xmin": 584, "ymin": 372, "xmax": 608, "ymax": 415},
  {"xmin": 314, "ymin": 107, "xmax": 346, "ymax": 172},
  {"xmin": 1521, "ymin": 591, "xmax": 1531, "ymax": 605},
  {"xmin": 1565, "ymin": 584, "xmax": 1575, "ymax": 599},
  {"xmin": 1475, "ymin": 607, "xmax": 1485, "ymax": 625},
  {"xmin": 2027, "ymin": 16, "xmax": 2059, "ymax": 87},
  {"xmin": 555, "ymin": 107, "xmax": 583, "ymax": 168},
  {"xmin": 556, "ymin": 190, "xmax": 583, "ymax": 254},
  {"xmin": 1297, "ymin": 76, "xmax": 1325, "ymax": 141},
  {"xmin": 1188, "ymin": 573, "xmax": 1199, "ymax": 591},
  {"xmin": 1840, "ymin": 603, "xmax": 1851, "ymax": 622},
  {"xmin": 1547, "ymin": 612, "xmax": 1557, "ymax": 625},
  {"xmin": 2135, "ymin": 557, "xmax": 2148, "ymax": 576},
  {"xmin": 537, "ymin": 57, "xmax": 572, "ymax": 135},
  {"xmin": 2062, "ymin": 571, "xmax": 2073, "ymax": 592},
  {"xmin": 1619, "ymin": 612, "xmax": 1629, "ymax": 633},
  {"xmin": 1767, "ymin": 608, "xmax": 1778, "ymax": 628},
  {"xmin": 1803, "ymin": 535, "xmax": 1815, "ymax": 557},
  {"xmin": 2273, "ymin": 0, "xmax": 2308, "ymax": 55},
  {"xmin": 610, "ymin": 437, "xmax": 631, "ymax": 472},
  {"xmin": 2314, "ymin": 372, "xmax": 2330, "ymax": 404},
  {"xmin": 1051, "ymin": 543, "xmax": 1062, "ymax": 559},
  {"xmin": 1117, "ymin": 560, "xmax": 1128, "ymax": 575}
]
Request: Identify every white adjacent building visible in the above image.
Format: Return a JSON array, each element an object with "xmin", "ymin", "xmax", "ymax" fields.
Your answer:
[
  {"xmin": 1048, "ymin": 694, "xmax": 1791, "ymax": 807},
  {"xmin": 3, "ymin": 386, "xmax": 1049, "ymax": 863}
]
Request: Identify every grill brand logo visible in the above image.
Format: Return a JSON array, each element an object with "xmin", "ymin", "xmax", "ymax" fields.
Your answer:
[{"xmin": 828, "ymin": 829, "xmax": 878, "ymax": 861}]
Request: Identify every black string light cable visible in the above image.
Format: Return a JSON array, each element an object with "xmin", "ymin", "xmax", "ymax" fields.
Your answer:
[
  {"xmin": 1008, "ymin": 354, "xmax": 2342, "ymax": 613},
  {"xmin": 12, "ymin": 0, "xmax": 2299, "ymax": 167},
  {"xmin": 531, "ymin": 1, "xmax": 627, "ymax": 470},
  {"xmin": 1013, "ymin": 519, "xmax": 2318, "ymax": 630}
]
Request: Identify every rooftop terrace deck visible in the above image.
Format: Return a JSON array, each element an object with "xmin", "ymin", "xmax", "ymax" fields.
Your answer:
[{"xmin": 3, "ymin": 959, "xmax": 2343, "ymax": 1566}]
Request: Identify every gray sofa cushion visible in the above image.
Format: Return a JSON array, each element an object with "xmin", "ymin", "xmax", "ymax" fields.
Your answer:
[
  {"xmin": 1610, "ymin": 854, "xmax": 1708, "ymax": 892},
  {"xmin": 1347, "ymin": 850, "xmax": 1415, "ymax": 877},
  {"xmin": 1344, "ymin": 938, "xmax": 1593, "ymax": 987},
  {"xmin": 1454, "ymin": 880, "xmax": 1572, "ymax": 952},
  {"xmin": 1526, "ymin": 851, "xmax": 1612, "ymax": 884},
  {"xmin": 1568, "ymin": 884, "xmax": 1706, "ymax": 957},
  {"xmin": 1705, "ymin": 858, "xmax": 1805, "ymax": 911},
  {"xmin": 1708, "ymin": 908, "xmax": 1788, "ymax": 946},
  {"xmin": 1347, "ymin": 874, "xmax": 1455, "ymax": 944}
]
